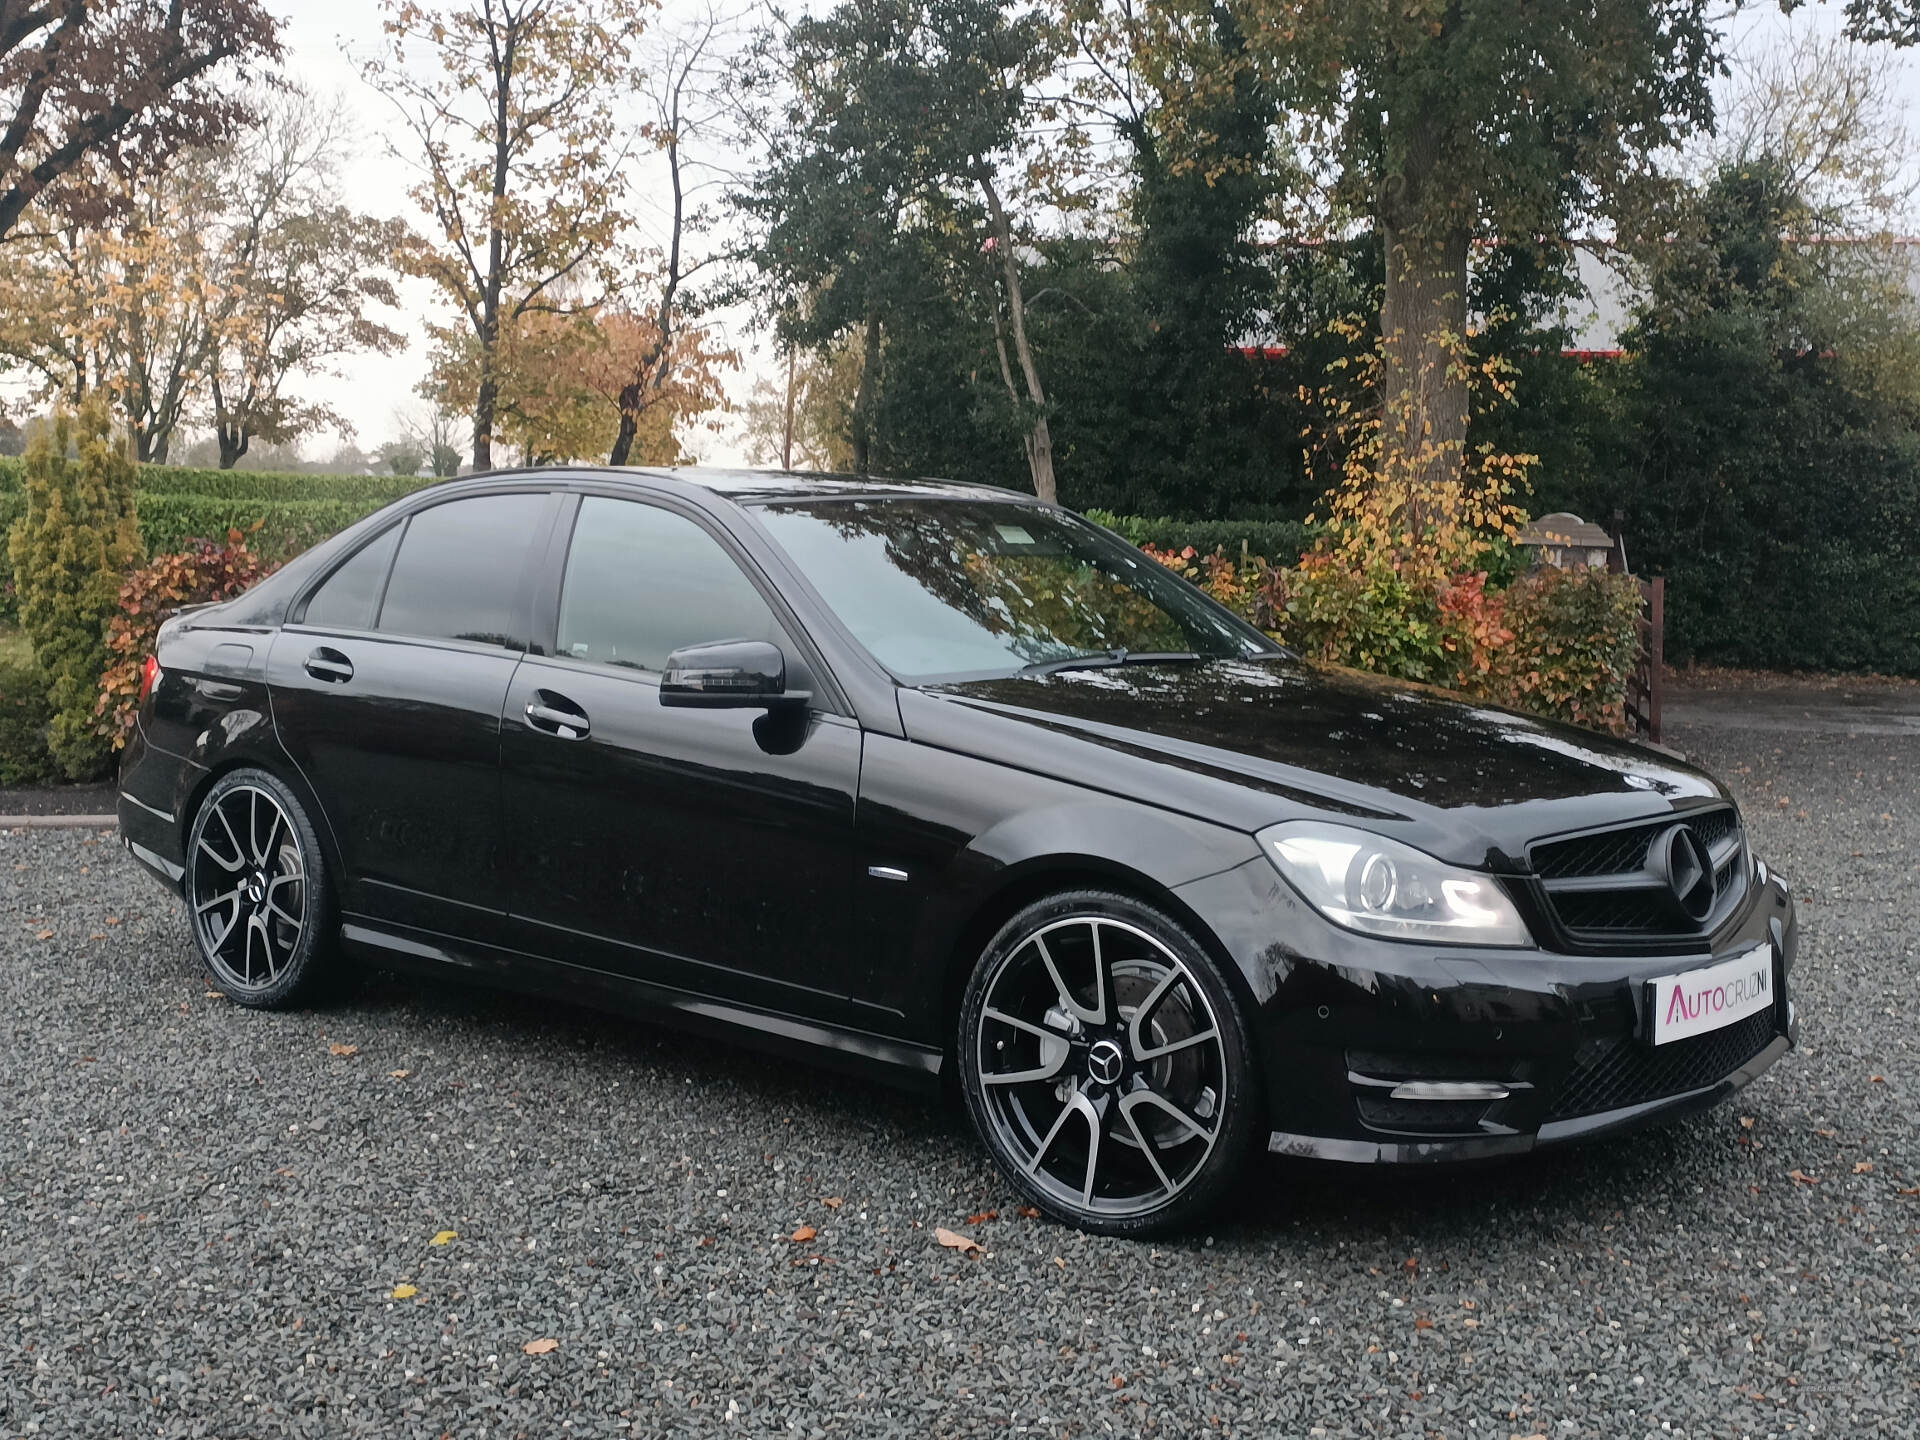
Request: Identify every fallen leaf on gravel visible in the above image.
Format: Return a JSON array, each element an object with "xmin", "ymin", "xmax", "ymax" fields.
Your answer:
[
  {"xmin": 1815, "ymin": 1128, "xmax": 1836, "ymax": 1138},
  {"xmin": 1053, "ymin": 1256, "xmax": 1066, "ymax": 1269},
  {"xmin": 821, "ymin": 1197, "xmax": 843, "ymax": 1209},
  {"xmin": 105, "ymin": 916, "xmax": 120, "ymax": 925},
  {"xmin": 391, "ymin": 1284, "xmax": 417, "ymax": 1299},
  {"xmin": 1512, "ymin": 1433, "xmax": 1547, "ymax": 1440},
  {"xmin": 1898, "ymin": 1186, "xmax": 1920, "ymax": 1196},
  {"xmin": 934, "ymin": 1227, "xmax": 982, "ymax": 1257},
  {"xmin": 1870, "ymin": 1075, "xmax": 1886, "ymax": 1083},
  {"xmin": 1739, "ymin": 1116, "xmax": 1755, "ymax": 1129},
  {"xmin": 523, "ymin": 1338, "xmax": 559, "ymax": 1355},
  {"xmin": 1017, "ymin": 1206, "xmax": 1041, "ymax": 1219},
  {"xmin": 388, "ymin": 1069, "xmax": 410, "ymax": 1079},
  {"xmin": 1414, "ymin": 1315, "xmax": 1434, "ymax": 1330},
  {"xmin": 1790, "ymin": 1169, "xmax": 1820, "ymax": 1185},
  {"xmin": 1854, "ymin": 1161, "xmax": 1874, "ymax": 1174},
  {"xmin": 789, "ymin": 1225, "xmax": 816, "ymax": 1244},
  {"xmin": 430, "ymin": 1230, "xmax": 458, "ymax": 1246},
  {"xmin": 89, "ymin": 933, "xmax": 104, "ymax": 941},
  {"xmin": 34, "ymin": 930, "xmax": 51, "ymax": 940},
  {"xmin": 1403, "ymin": 1257, "xmax": 1419, "ymax": 1272},
  {"xmin": 966, "ymin": 1209, "xmax": 999, "ymax": 1225},
  {"xmin": 204, "ymin": 990, "xmax": 224, "ymax": 999},
  {"xmin": 328, "ymin": 1043, "xmax": 358, "ymax": 1056}
]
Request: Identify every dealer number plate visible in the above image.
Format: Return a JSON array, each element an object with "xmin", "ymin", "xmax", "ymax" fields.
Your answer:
[{"xmin": 1648, "ymin": 948, "xmax": 1774, "ymax": 1046}]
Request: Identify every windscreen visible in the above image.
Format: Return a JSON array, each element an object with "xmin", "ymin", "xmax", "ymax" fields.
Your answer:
[{"xmin": 753, "ymin": 497, "xmax": 1276, "ymax": 683}]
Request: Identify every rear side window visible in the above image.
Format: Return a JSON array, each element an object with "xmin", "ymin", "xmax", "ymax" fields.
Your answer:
[
  {"xmin": 302, "ymin": 524, "xmax": 401, "ymax": 631},
  {"xmin": 378, "ymin": 494, "xmax": 547, "ymax": 648},
  {"xmin": 557, "ymin": 497, "xmax": 784, "ymax": 671}
]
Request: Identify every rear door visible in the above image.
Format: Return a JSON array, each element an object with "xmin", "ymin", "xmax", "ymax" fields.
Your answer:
[
  {"xmin": 499, "ymin": 493, "xmax": 866, "ymax": 1022},
  {"xmin": 268, "ymin": 489, "xmax": 558, "ymax": 940}
]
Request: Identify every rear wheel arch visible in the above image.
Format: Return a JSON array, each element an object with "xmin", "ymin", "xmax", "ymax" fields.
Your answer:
[{"xmin": 179, "ymin": 749, "xmax": 345, "ymax": 896}]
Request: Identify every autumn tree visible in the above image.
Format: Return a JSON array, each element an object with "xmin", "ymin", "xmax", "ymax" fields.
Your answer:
[
  {"xmin": 205, "ymin": 89, "xmax": 411, "ymax": 468},
  {"xmin": 0, "ymin": 0, "xmax": 282, "ymax": 242},
  {"xmin": 370, "ymin": 0, "xmax": 652, "ymax": 472},
  {"xmin": 0, "ymin": 158, "xmax": 222, "ymax": 462},
  {"xmin": 428, "ymin": 300, "xmax": 733, "ymax": 464}
]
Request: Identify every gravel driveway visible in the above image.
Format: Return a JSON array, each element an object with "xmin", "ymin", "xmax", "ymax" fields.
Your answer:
[{"xmin": 3, "ymin": 705, "xmax": 1916, "ymax": 1439}]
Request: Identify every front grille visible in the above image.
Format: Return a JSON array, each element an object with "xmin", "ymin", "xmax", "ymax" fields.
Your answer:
[
  {"xmin": 1529, "ymin": 807, "xmax": 1748, "ymax": 945},
  {"xmin": 1546, "ymin": 1006, "xmax": 1779, "ymax": 1120}
]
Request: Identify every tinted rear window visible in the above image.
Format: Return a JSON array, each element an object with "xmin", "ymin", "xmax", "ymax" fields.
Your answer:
[
  {"xmin": 302, "ymin": 524, "xmax": 401, "ymax": 631},
  {"xmin": 377, "ymin": 494, "xmax": 546, "ymax": 647}
]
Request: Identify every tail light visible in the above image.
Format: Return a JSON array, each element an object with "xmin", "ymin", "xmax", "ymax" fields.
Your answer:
[{"xmin": 139, "ymin": 654, "xmax": 161, "ymax": 704}]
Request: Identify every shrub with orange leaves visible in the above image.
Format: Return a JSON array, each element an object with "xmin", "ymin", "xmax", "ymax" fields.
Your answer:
[
  {"xmin": 1138, "ymin": 316, "xmax": 1644, "ymax": 733},
  {"xmin": 95, "ymin": 528, "xmax": 275, "ymax": 749}
]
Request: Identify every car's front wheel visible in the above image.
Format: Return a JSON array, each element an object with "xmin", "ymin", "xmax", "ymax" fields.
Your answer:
[
  {"xmin": 185, "ymin": 768, "xmax": 337, "ymax": 1009},
  {"xmin": 958, "ymin": 890, "xmax": 1262, "ymax": 1236}
]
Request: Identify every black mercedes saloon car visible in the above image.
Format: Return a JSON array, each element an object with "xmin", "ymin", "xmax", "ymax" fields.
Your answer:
[{"xmin": 117, "ymin": 467, "xmax": 1798, "ymax": 1235}]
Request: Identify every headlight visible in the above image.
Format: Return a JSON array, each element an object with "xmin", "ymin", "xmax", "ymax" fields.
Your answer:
[{"xmin": 1257, "ymin": 821, "xmax": 1532, "ymax": 947}]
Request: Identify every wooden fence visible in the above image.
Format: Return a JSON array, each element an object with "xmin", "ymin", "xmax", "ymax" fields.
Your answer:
[{"xmin": 1626, "ymin": 576, "xmax": 1665, "ymax": 743}]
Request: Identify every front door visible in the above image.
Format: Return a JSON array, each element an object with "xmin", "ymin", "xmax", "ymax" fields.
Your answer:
[
  {"xmin": 499, "ymin": 494, "xmax": 864, "ymax": 1022},
  {"xmin": 268, "ymin": 490, "xmax": 555, "ymax": 940}
]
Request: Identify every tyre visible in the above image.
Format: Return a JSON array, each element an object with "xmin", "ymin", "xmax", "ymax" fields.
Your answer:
[
  {"xmin": 958, "ymin": 890, "xmax": 1262, "ymax": 1237},
  {"xmin": 184, "ymin": 767, "xmax": 337, "ymax": 1009}
]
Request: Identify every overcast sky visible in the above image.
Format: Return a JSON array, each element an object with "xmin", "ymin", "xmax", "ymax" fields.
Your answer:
[{"xmin": 278, "ymin": 0, "xmax": 1920, "ymax": 468}]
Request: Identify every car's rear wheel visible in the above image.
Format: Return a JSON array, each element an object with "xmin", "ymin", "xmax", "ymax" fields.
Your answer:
[
  {"xmin": 185, "ymin": 768, "xmax": 336, "ymax": 1009},
  {"xmin": 958, "ymin": 890, "xmax": 1261, "ymax": 1237}
]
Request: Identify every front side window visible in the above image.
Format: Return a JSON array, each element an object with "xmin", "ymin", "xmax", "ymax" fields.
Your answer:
[
  {"xmin": 556, "ymin": 497, "xmax": 785, "ymax": 672},
  {"xmin": 752, "ymin": 498, "xmax": 1274, "ymax": 683},
  {"xmin": 377, "ymin": 493, "xmax": 547, "ymax": 647}
]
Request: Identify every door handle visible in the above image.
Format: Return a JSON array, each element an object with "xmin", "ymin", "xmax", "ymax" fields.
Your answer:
[
  {"xmin": 525, "ymin": 697, "xmax": 590, "ymax": 739},
  {"xmin": 304, "ymin": 648, "xmax": 354, "ymax": 683}
]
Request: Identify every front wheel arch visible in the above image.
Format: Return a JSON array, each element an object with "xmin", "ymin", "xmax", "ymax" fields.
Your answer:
[{"xmin": 939, "ymin": 855, "xmax": 1259, "ymax": 1066}]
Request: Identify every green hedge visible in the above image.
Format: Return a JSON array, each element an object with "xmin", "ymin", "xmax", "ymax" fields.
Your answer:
[
  {"xmin": 136, "ymin": 494, "xmax": 390, "ymax": 561},
  {"xmin": 0, "ymin": 457, "xmax": 436, "ymax": 507},
  {"xmin": 1085, "ymin": 510, "xmax": 1315, "ymax": 565},
  {"xmin": 2, "ymin": 477, "xmax": 405, "ymax": 620}
]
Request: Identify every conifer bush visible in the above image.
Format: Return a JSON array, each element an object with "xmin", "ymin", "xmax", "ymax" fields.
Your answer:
[{"xmin": 6, "ymin": 401, "xmax": 144, "ymax": 779}]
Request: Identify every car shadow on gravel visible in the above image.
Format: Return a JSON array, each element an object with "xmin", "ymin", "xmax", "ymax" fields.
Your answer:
[
  {"xmin": 339, "ymin": 958, "xmax": 1737, "ymax": 1242},
  {"xmin": 344, "ymin": 961, "xmax": 963, "ymax": 1134},
  {"xmin": 1219, "ymin": 1115, "xmax": 1738, "ymax": 1245}
]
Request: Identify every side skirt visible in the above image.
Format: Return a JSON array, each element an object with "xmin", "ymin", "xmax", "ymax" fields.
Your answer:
[{"xmin": 339, "ymin": 919, "xmax": 944, "ymax": 1094}]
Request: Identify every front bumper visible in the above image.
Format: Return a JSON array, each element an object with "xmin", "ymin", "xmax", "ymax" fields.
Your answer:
[{"xmin": 1173, "ymin": 855, "xmax": 1800, "ymax": 1164}]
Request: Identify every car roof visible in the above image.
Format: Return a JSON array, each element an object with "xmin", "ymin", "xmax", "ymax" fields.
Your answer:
[{"xmin": 453, "ymin": 464, "xmax": 1026, "ymax": 506}]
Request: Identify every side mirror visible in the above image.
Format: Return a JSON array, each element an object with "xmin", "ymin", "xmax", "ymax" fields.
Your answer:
[{"xmin": 660, "ymin": 639, "xmax": 810, "ymax": 710}]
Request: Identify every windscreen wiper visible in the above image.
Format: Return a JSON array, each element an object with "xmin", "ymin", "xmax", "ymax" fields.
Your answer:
[{"xmin": 1018, "ymin": 648, "xmax": 1203, "ymax": 677}]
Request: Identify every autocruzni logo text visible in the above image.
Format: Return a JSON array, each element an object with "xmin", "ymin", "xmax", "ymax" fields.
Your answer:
[{"xmin": 1666, "ymin": 966, "xmax": 1770, "ymax": 1026}]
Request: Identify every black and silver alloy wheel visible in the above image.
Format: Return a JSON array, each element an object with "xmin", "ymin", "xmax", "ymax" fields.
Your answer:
[
  {"xmin": 186, "ymin": 768, "xmax": 336, "ymax": 1009},
  {"xmin": 959, "ymin": 891, "xmax": 1259, "ymax": 1236}
]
